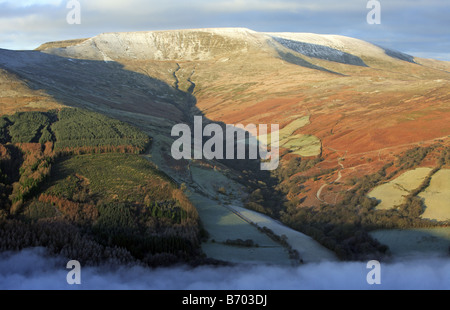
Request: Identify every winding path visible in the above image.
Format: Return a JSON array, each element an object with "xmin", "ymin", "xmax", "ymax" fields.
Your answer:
[
  {"xmin": 315, "ymin": 134, "xmax": 450, "ymax": 203},
  {"xmin": 316, "ymin": 156, "xmax": 345, "ymax": 203}
]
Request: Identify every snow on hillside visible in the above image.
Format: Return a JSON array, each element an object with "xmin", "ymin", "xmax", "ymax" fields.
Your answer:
[
  {"xmin": 381, "ymin": 46, "xmax": 416, "ymax": 63},
  {"xmin": 266, "ymin": 32, "xmax": 416, "ymax": 64},
  {"xmin": 38, "ymin": 28, "xmax": 417, "ymax": 66},
  {"xmin": 272, "ymin": 36, "xmax": 368, "ymax": 66},
  {"xmin": 42, "ymin": 28, "xmax": 268, "ymax": 62}
]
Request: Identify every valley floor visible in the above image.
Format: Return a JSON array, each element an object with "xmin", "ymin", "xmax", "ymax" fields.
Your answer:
[{"xmin": 226, "ymin": 204, "xmax": 338, "ymax": 263}]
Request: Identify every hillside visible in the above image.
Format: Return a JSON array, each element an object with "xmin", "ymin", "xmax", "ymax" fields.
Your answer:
[
  {"xmin": 0, "ymin": 108, "xmax": 207, "ymax": 267},
  {"xmin": 1, "ymin": 28, "xmax": 449, "ymax": 263}
]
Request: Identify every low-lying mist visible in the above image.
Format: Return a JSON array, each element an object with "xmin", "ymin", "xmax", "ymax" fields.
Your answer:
[{"xmin": 0, "ymin": 248, "xmax": 448, "ymax": 290}]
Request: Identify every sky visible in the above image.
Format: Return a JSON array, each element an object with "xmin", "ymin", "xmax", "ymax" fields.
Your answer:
[
  {"xmin": 0, "ymin": 0, "xmax": 449, "ymax": 61},
  {"xmin": 0, "ymin": 248, "xmax": 449, "ymax": 289}
]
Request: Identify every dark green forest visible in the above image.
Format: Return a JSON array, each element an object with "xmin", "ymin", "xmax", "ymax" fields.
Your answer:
[
  {"xmin": 0, "ymin": 108, "xmax": 210, "ymax": 267},
  {"xmin": 0, "ymin": 108, "xmax": 150, "ymax": 154}
]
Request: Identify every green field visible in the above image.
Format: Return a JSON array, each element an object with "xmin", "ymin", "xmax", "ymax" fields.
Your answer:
[
  {"xmin": 229, "ymin": 205, "xmax": 338, "ymax": 262},
  {"xmin": 189, "ymin": 165, "xmax": 244, "ymax": 199},
  {"xmin": 419, "ymin": 169, "xmax": 450, "ymax": 221},
  {"xmin": 187, "ymin": 165, "xmax": 337, "ymax": 264},
  {"xmin": 370, "ymin": 227, "xmax": 450, "ymax": 257},
  {"xmin": 258, "ymin": 115, "xmax": 321, "ymax": 157},
  {"xmin": 281, "ymin": 134, "xmax": 322, "ymax": 157},
  {"xmin": 368, "ymin": 168, "xmax": 432, "ymax": 210},
  {"xmin": 368, "ymin": 167, "xmax": 450, "ymax": 221},
  {"xmin": 188, "ymin": 192, "xmax": 293, "ymax": 265},
  {"xmin": 188, "ymin": 165, "xmax": 295, "ymax": 265},
  {"xmin": 278, "ymin": 116, "xmax": 311, "ymax": 140}
]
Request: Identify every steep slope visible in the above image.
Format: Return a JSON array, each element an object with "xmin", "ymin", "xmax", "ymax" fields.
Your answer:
[{"xmin": 0, "ymin": 66, "xmax": 65, "ymax": 114}]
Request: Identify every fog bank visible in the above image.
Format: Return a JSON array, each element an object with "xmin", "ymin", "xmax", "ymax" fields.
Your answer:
[{"xmin": 0, "ymin": 248, "xmax": 448, "ymax": 290}]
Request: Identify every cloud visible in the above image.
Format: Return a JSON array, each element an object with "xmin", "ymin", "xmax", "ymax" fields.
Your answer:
[
  {"xmin": 201, "ymin": 0, "xmax": 310, "ymax": 13},
  {"xmin": 0, "ymin": 248, "xmax": 449, "ymax": 290},
  {"xmin": 0, "ymin": 1, "xmax": 449, "ymax": 59}
]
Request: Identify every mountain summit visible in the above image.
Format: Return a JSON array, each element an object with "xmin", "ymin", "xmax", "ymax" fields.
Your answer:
[{"xmin": 38, "ymin": 27, "xmax": 417, "ymax": 65}]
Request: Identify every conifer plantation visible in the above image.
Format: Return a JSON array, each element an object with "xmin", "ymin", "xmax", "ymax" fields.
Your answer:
[{"xmin": 0, "ymin": 108, "xmax": 206, "ymax": 267}]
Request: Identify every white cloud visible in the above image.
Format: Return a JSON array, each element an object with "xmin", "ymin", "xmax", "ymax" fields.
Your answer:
[
  {"xmin": 2, "ymin": 0, "xmax": 63, "ymax": 7},
  {"xmin": 202, "ymin": 0, "xmax": 307, "ymax": 13}
]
